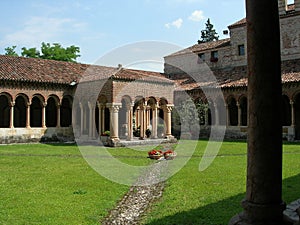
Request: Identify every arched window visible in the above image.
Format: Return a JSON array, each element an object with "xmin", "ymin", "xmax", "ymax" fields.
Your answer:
[
  {"xmin": 46, "ymin": 97, "xmax": 57, "ymax": 127},
  {"xmin": 282, "ymin": 95, "xmax": 291, "ymax": 126},
  {"xmin": 228, "ymin": 97, "xmax": 238, "ymax": 126},
  {"xmin": 30, "ymin": 96, "xmax": 43, "ymax": 127},
  {"xmin": 240, "ymin": 97, "xmax": 248, "ymax": 126},
  {"xmin": 60, "ymin": 97, "xmax": 72, "ymax": 127},
  {"xmin": 14, "ymin": 95, "xmax": 27, "ymax": 127},
  {"xmin": 0, "ymin": 95, "xmax": 10, "ymax": 128}
]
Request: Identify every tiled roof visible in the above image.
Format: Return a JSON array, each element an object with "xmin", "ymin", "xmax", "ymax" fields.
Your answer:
[
  {"xmin": 114, "ymin": 68, "xmax": 174, "ymax": 84},
  {"xmin": 228, "ymin": 18, "xmax": 246, "ymax": 29},
  {"xmin": 0, "ymin": 55, "xmax": 172, "ymax": 85},
  {"xmin": 166, "ymin": 38, "xmax": 231, "ymax": 57},
  {"xmin": 173, "ymin": 60, "xmax": 300, "ymax": 91}
]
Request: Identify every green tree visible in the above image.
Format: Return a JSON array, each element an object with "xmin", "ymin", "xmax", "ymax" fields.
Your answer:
[
  {"xmin": 4, "ymin": 46, "xmax": 18, "ymax": 56},
  {"xmin": 7, "ymin": 42, "xmax": 81, "ymax": 62},
  {"xmin": 21, "ymin": 47, "xmax": 40, "ymax": 58},
  {"xmin": 198, "ymin": 18, "xmax": 219, "ymax": 44},
  {"xmin": 40, "ymin": 42, "xmax": 80, "ymax": 62}
]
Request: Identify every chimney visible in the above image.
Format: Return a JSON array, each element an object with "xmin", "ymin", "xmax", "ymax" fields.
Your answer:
[
  {"xmin": 278, "ymin": 0, "xmax": 287, "ymax": 15},
  {"xmin": 295, "ymin": 0, "xmax": 300, "ymax": 11}
]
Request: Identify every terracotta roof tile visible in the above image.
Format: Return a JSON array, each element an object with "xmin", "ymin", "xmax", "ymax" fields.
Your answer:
[
  {"xmin": 166, "ymin": 38, "xmax": 231, "ymax": 57},
  {"xmin": 0, "ymin": 55, "xmax": 173, "ymax": 85}
]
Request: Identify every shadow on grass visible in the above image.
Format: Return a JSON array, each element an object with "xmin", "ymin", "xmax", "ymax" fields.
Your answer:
[{"xmin": 145, "ymin": 173, "xmax": 300, "ymax": 225}]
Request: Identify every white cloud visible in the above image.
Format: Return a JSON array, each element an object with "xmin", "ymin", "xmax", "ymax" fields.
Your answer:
[
  {"xmin": 189, "ymin": 10, "xmax": 205, "ymax": 22},
  {"xmin": 0, "ymin": 16, "xmax": 87, "ymax": 47},
  {"xmin": 165, "ymin": 18, "xmax": 183, "ymax": 29}
]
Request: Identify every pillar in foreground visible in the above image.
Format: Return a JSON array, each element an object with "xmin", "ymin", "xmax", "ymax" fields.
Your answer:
[{"xmin": 229, "ymin": 0, "xmax": 285, "ymax": 224}]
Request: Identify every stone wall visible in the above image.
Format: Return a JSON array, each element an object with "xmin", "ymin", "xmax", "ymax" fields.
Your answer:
[{"xmin": 0, "ymin": 127, "xmax": 74, "ymax": 144}]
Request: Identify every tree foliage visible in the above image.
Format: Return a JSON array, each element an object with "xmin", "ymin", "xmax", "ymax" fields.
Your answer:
[
  {"xmin": 4, "ymin": 42, "xmax": 80, "ymax": 62},
  {"xmin": 4, "ymin": 46, "xmax": 18, "ymax": 56},
  {"xmin": 198, "ymin": 18, "xmax": 219, "ymax": 44}
]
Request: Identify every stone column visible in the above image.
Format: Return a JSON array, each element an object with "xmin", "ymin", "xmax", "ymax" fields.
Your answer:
[
  {"xmin": 97, "ymin": 102, "xmax": 103, "ymax": 135},
  {"xmin": 225, "ymin": 103, "xmax": 230, "ymax": 126},
  {"xmin": 136, "ymin": 107, "xmax": 140, "ymax": 128},
  {"xmin": 79, "ymin": 103, "xmax": 84, "ymax": 136},
  {"xmin": 56, "ymin": 104, "xmax": 61, "ymax": 128},
  {"xmin": 88, "ymin": 102, "xmax": 95, "ymax": 138},
  {"xmin": 139, "ymin": 104, "xmax": 146, "ymax": 139},
  {"xmin": 152, "ymin": 104, "xmax": 158, "ymax": 138},
  {"xmin": 9, "ymin": 101, "xmax": 15, "ymax": 128},
  {"xmin": 229, "ymin": 0, "xmax": 285, "ymax": 224},
  {"xmin": 214, "ymin": 102, "xmax": 219, "ymax": 126},
  {"xmin": 42, "ymin": 102, "xmax": 46, "ymax": 128},
  {"xmin": 26, "ymin": 103, "xmax": 30, "ymax": 128},
  {"xmin": 107, "ymin": 103, "xmax": 122, "ymax": 140},
  {"xmin": 126, "ymin": 103, "xmax": 134, "ymax": 141},
  {"xmin": 290, "ymin": 100, "xmax": 295, "ymax": 127},
  {"xmin": 165, "ymin": 104, "xmax": 174, "ymax": 138},
  {"xmin": 101, "ymin": 106, "xmax": 106, "ymax": 133},
  {"xmin": 237, "ymin": 103, "xmax": 241, "ymax": 126}
]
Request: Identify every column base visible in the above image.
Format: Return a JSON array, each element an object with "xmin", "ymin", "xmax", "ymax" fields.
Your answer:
[{"xmin": 229, "ymin": 200, "xmax": 286, "ymax": 225}]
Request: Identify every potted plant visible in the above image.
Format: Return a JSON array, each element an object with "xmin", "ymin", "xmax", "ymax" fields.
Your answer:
[
  {"xmin": 100, "ymin": 130, "xmax": 110, "ymax": 145},
  {"xmin": 145, "ymin": 128, "xmax": 151, "ymax": 138}
]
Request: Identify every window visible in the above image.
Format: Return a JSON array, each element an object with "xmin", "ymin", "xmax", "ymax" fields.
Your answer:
[
  {"xmin": 210, "ymin": 51, "xmax": 218, "ymax": 62},
  {"xmin": 238, "ymin": 44, "xmax": 245, "ymax": 56},
  {"xmin": 197, "ymin": 53, "xmax": 205, "ymax": 63}
]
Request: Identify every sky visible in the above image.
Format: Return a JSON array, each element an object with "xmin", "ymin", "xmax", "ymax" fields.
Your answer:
[{"xmin": 0, "ymin": 0, "xmax": 246, "ymax": 71}]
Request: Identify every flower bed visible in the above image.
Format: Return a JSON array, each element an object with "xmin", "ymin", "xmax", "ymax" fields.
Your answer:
[{"xmin": 148, "ymin": 149, "xmax": 176, "ymax": 160}]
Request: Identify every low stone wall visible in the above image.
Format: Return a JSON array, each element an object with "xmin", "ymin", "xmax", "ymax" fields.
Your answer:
[{"xmin": 0, "ymin": 127, "xmax": 74, "ymax": 144}]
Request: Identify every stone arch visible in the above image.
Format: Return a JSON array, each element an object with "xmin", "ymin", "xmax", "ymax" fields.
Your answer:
[
  {"xmin": 227, "ymin": 96, "xmax": 238, "ymax": 126},
  {"xmin": 14, "ymin": 94, "xmax": 29, "ymax": 128},
  {"xmin": 60, "ymin": 96, "xmax": 72, "ymax": 127},
  {"xmin": 282, "ymin": 94, "xmax": 291, "ymax": 126},
  {"xmin": 46, "ymin": 95, "xmax": 59, "ymax": 127},
  {"xmin": 30, "ymin": 95, "xmax": 44, "ymax": 127},
  {"xmin": 0, "ymin": 93, "xmax": 11, "ymax": 128},
  {"xmin": 239, "ymin": 95, "xmax": 248, "ymax": 126}
]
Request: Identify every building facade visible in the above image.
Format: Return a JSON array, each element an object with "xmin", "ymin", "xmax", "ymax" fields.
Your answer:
[
  {"xmin": 165, "ymin": 0, "xmax": 300, "ymax": 140},
  {"xmin": 1, "ymin": 0, "xmax": 300, "ymax": 144},
  {"xmin": 0, "ymin": 56, "xmax": 175, "ymax": 145}
]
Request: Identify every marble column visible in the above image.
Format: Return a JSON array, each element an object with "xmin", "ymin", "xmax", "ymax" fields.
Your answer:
[
  {"xmin": 107, "ymin": 103, "xmax": 122, "ymax": 140},
  {"xmin": 42, "ymin": 102, "xmax": 46, "ymax": 128},
  {"xmin": 79, "ymin": 103, "xmax": 84, "ymax": 136},
  {"xmin": 9, "ymin": 101, "xmax": 15, "ymax": 128},
  {"xmin": 152, "ymin": 104, "xmax": 158, "ymax": 138},
  {"xmin": 290, "ymin": 100, "xmax": 295, "ymax": 127},
  {"xmin": 229, "ymin": 0, "xmax": 285, "ymax": 224},
  {"xmin": 56, "ymin": 104, "xmax": 61, "ymax": 128},
  {"xmin": 26, "ymin": 103, "xmax": 30, "ymax": 128},
  {"xmin": 126, "ymin": 103, "xmax": 134, "ymax": 141},
  {"xmin": 88, "ymin": 102, "xmax": 95, "ymax": 138},
  {"xmin": 237, "ymin": 103, "xmax": 241, "ymax": 127},
  {"xmin": 225, "ymin": 103, "xmax": 230, "ymax": 126},
  {"xmin": 165, "ymin": 104, "xmax": 174, "ymax": 138}
]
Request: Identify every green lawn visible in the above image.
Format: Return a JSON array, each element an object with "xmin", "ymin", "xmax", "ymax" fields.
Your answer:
[
  {"xmin": 0, "ymin": 141, "xmax": 299, "ymax": 225},
  {"xmin": 142, "ymin": 140, "xmax": 300, "ymax": 225}
]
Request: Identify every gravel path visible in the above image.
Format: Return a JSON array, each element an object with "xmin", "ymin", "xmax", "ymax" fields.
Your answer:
[{"xmin": 101, "ymin": 160, "xmax": 169, "ymax": 225}]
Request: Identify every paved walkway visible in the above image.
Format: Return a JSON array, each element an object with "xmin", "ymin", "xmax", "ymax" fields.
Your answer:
[{"xmin": 101, "ymin": 160, "xmax": 169, "ymax": 225}]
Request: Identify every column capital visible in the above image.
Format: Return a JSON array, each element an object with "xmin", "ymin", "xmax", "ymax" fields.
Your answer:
[
  {"xmin": 107, "ymin": 103, "xmax": 122, "ymax": 113},
  {"xmin": 9, "ymin": 101, "xmax": 15, "ymax": 107},
  {"xmin": 166, "ymin": 104, "xmax": 174, "ymax": 112},
  {"xmin": 290, "ymin": 100, "xmax": 294, "ymax": 105}
]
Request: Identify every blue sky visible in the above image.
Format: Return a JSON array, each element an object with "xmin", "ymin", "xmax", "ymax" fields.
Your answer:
[{"xmin": 0, "ymin": 0, "xmax": 246, "ymax": 68}]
